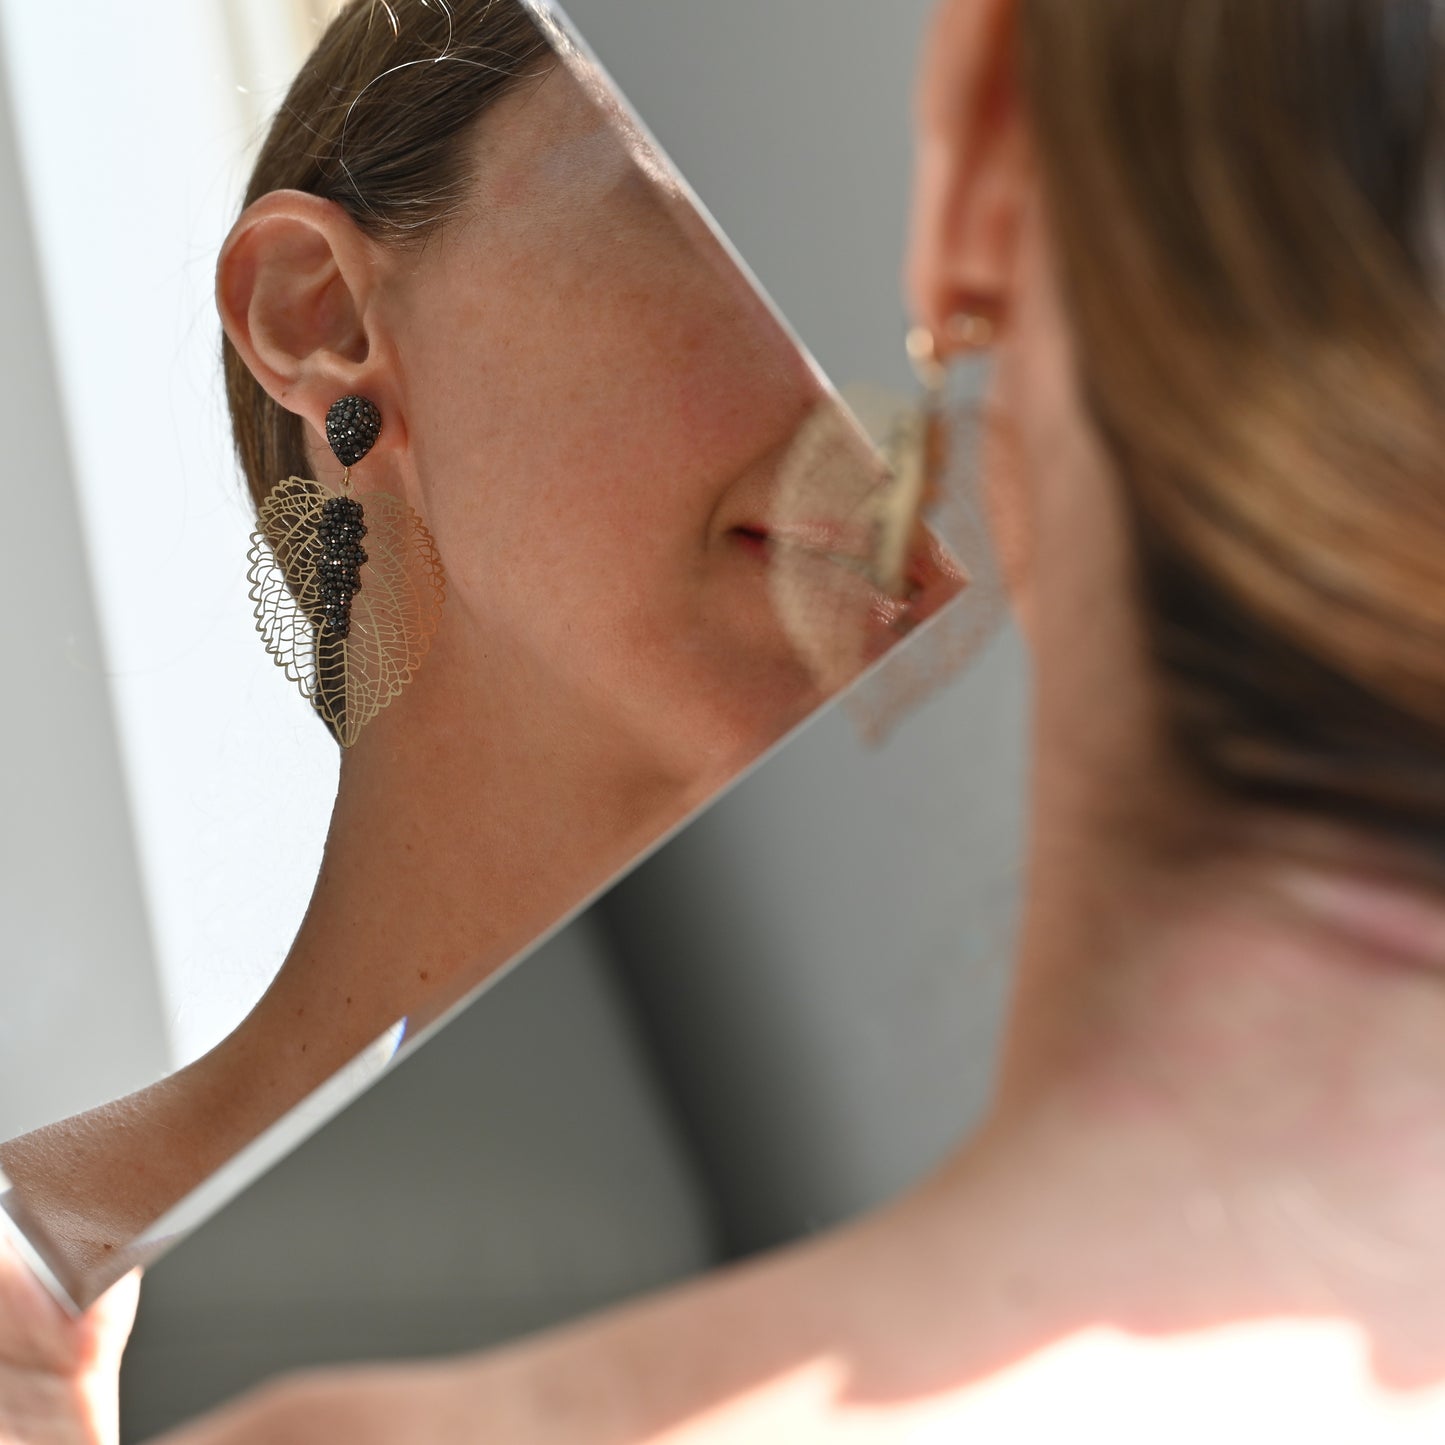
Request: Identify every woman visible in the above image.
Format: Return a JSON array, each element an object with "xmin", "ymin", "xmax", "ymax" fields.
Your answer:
[
  {"xmin": 13, "ymin": 0, "xmax": 1445, "ymax": 1436},
  {"xmin": 0, "ymin": 0, "xmax": 958, "ymax": 1288}
]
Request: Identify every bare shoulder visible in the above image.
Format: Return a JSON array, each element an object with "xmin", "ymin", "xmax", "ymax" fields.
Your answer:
[
  {"xmin": 153, "ymin": 1110, "xmax": 1445, "ymax": 1445},
  {"xmin": 899, "ymin": 1321, "xmax": 1445, "ymax": 1445},
  {"xmin": 411, "ymin": 1147, "xmax": 1445, "ymax": 1445},
  {"xmin": 426, "ymin": 1223, "xmax": 868, "ymax": 1444},
  {"xmin": 430, "ymin": 1303, "xmax": 1445, "ymax": 1445},
  {"xmin": 154, "ymin": 1188, "xmax": 1445, "ymax": 1445},
  {"xmin": 155, "ymin": 1306, "xmax": 1445, "ymax": 1445}
]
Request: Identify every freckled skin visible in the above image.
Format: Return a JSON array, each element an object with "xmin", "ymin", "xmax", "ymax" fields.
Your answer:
[{"xmin": 387, "ymin": 67, "xmax": 834, "ymax": 778}]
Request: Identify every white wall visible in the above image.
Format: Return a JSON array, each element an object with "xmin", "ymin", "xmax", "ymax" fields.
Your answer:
[
  {"xmin": 0, "ymin": 30, "xmax": 169, "ymax": 1140},
  {"xmin": 0, "ymin": 0, "xmax": 342, "ymax": 1079}
]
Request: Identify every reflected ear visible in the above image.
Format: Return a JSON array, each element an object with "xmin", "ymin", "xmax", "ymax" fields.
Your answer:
[
  {"xmin": 906, "ymin": 0, "xmax": 1027, "ymax": 338},
  {"xmin": 217, "ymin": 191, "xmax": 396, "ymax": 455}
]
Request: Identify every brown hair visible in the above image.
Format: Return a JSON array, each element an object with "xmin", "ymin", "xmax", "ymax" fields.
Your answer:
[
  {"xmin": 224, "ymin": 0, "xmax": 551, "ymax": 513},
  {"xmin": 1021, "ymin": 0, "xmax": 1445, "ymax": 852}
]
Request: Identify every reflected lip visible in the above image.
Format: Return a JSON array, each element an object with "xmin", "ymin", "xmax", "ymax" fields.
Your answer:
[
  {"xmin": 727, "ymin": 520, "xmax": 965, "ymax": 633},
  {"xmin": 730, "ymin": 524, "xmax": 774, "ymax": 562}
]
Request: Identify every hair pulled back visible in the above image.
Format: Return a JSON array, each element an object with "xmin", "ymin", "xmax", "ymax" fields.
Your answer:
[
  {"xmin": 1022, "ymin": 0, "xmax": 1445, "ymax": 854},
  {"xmin": 223, "ymin": 0, "xmax": 550, "ymax": 515}
]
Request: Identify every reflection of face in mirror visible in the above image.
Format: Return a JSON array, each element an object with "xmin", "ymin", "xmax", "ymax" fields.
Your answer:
[
  {"xmin": 370, "ymin": 67, "xmax": 908, "ymax": 785},
  {"xmin": 0, "ymin": 0, "xmax": 967, "ymax": 1300}
]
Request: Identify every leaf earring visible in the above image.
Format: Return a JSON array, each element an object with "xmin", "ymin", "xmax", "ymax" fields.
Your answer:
[
  {"xmin": 247, "ymin": 396, "xmax": 447, "ymax": 748},
  {"xmin": 841, "ymin": 310, "xmax": 1006, "ymax": 741},
  {"xmin": 764, "ymin": 310, "xmax": 1008, "ymax": 743}
]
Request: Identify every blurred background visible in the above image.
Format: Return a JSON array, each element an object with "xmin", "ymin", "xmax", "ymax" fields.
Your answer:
[{"xmin": 0, "ymin": 1, "xmax": 1029, "ymax": 1437}]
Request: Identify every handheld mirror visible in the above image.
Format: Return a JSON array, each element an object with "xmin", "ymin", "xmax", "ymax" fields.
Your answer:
[{"xmin": 0, "ymin": 0, "xmax": 1002, "ymax": 1309}]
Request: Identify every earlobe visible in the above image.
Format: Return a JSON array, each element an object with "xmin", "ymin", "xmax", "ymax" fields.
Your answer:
[{"xmin": 217, "ymin": 191, "xmax": 385, "ymax": 430}]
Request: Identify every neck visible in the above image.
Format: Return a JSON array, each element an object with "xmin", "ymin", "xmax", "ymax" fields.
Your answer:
[
  {"xmin": 981, "ymin": 737, "xmax": 1445, "ymax": 1380},
  {"xmin": 220, "ymin": 615, "xmax": 701, "ymax": 1102}
]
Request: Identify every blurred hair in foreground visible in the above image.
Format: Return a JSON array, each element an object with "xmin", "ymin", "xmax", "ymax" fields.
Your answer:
[{"xmin": 1025, "ymin": 0, "xmax": 1445, "ymax": 855}]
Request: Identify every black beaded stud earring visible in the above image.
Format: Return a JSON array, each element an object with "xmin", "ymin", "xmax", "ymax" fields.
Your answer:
[
  {"xmin": 247, "ymin": 394, "xmax": 447, "ymax": 748},
  {"xmin": 325, "ymin": 394, "xmax": 382, "ymax": 471}
]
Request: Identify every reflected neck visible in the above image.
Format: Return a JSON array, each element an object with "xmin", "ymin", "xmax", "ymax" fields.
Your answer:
[{"xmin": 222, "ymin": 611, "xmax": 708, "ymax": 1108}]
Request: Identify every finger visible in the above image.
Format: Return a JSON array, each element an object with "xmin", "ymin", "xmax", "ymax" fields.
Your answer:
[
  {"xmin": 75, "ymin": 1271, "xmax": 141, "ymax": 1370},
  {"xmin": 0, "ymin": 1232, "xmax": 75, "ymax": 1376},
  {"xmin": 71, "ymin": 1270, "xmax": 141, "ymax": 1445}
]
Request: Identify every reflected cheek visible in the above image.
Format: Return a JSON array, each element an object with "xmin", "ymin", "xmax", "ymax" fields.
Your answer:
[{"xmin": 641, "ymin": 306, "xmax": 814, "ymax": 486}]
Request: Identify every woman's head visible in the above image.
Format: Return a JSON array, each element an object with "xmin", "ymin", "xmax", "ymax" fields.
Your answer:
[
  {"xmin": 912, "ymin": 0, "xmax": 1445, "ymax": 860},
  {"xmin": 219, "ymin": 0, "xmax": 862, "ymax": 788},
  {"xmin": 223, "ymin": 0, "xmax": 550, "ymax": 511}
]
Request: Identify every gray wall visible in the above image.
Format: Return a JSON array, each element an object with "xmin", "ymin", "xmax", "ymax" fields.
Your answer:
[
  {"xmin": 564, "ymin": 0, "xmax": 936, "ymax": 392},
  {"xmin": 120, "ymin": 1, "xmax": 1028, "ymax": 1436},
  {"xmin": 600, "ymin": 646, "xmax": 1024, "ymax": 1255}
]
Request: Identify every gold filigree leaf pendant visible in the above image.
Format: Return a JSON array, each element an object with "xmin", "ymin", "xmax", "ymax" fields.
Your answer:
[{"xmin": 246, "ymin": 398, "xmax": 446, "ymax": 748}]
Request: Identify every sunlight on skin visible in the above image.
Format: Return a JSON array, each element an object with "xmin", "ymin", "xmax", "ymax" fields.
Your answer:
[
  {"xmin": 644, "ymin": 1321, "xmax": 1445, "ymax": 1445},
  {"xmin": 910, "ymin": 1321, "xmax": 1445, "ymax": 1444}
]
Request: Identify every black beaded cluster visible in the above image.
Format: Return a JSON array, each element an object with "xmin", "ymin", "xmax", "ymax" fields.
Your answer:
[
  {"xmin": 315, "ymin": 496, "xmax": 369, "ymax": 639},
  {"xmin": 326, "ymin": 395, "xmax": 382, "ymax": 469}
]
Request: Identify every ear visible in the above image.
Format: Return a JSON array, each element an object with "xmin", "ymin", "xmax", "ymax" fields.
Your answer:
[
  {"xmin": 906, "ymin": 0, "xmax": 1028, "ymax": 342},
  {"xmin": 217, "ymin": 191, "xmax": 401, "ymax": 472}
]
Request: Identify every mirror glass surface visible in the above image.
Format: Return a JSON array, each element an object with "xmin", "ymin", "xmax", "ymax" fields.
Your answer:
[{"xmin": 0, "ymin": 0, "xmax": 1003, "ymax": 1308}]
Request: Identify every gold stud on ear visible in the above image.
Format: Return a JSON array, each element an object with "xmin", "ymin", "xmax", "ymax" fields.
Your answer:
[
  {"xmin": 907, "ymin": 308, "xmax": 995, "ymax": 391},
  {"xmin": 943, "ymin": 309, "xmax": 996, "ymax": 353}
]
